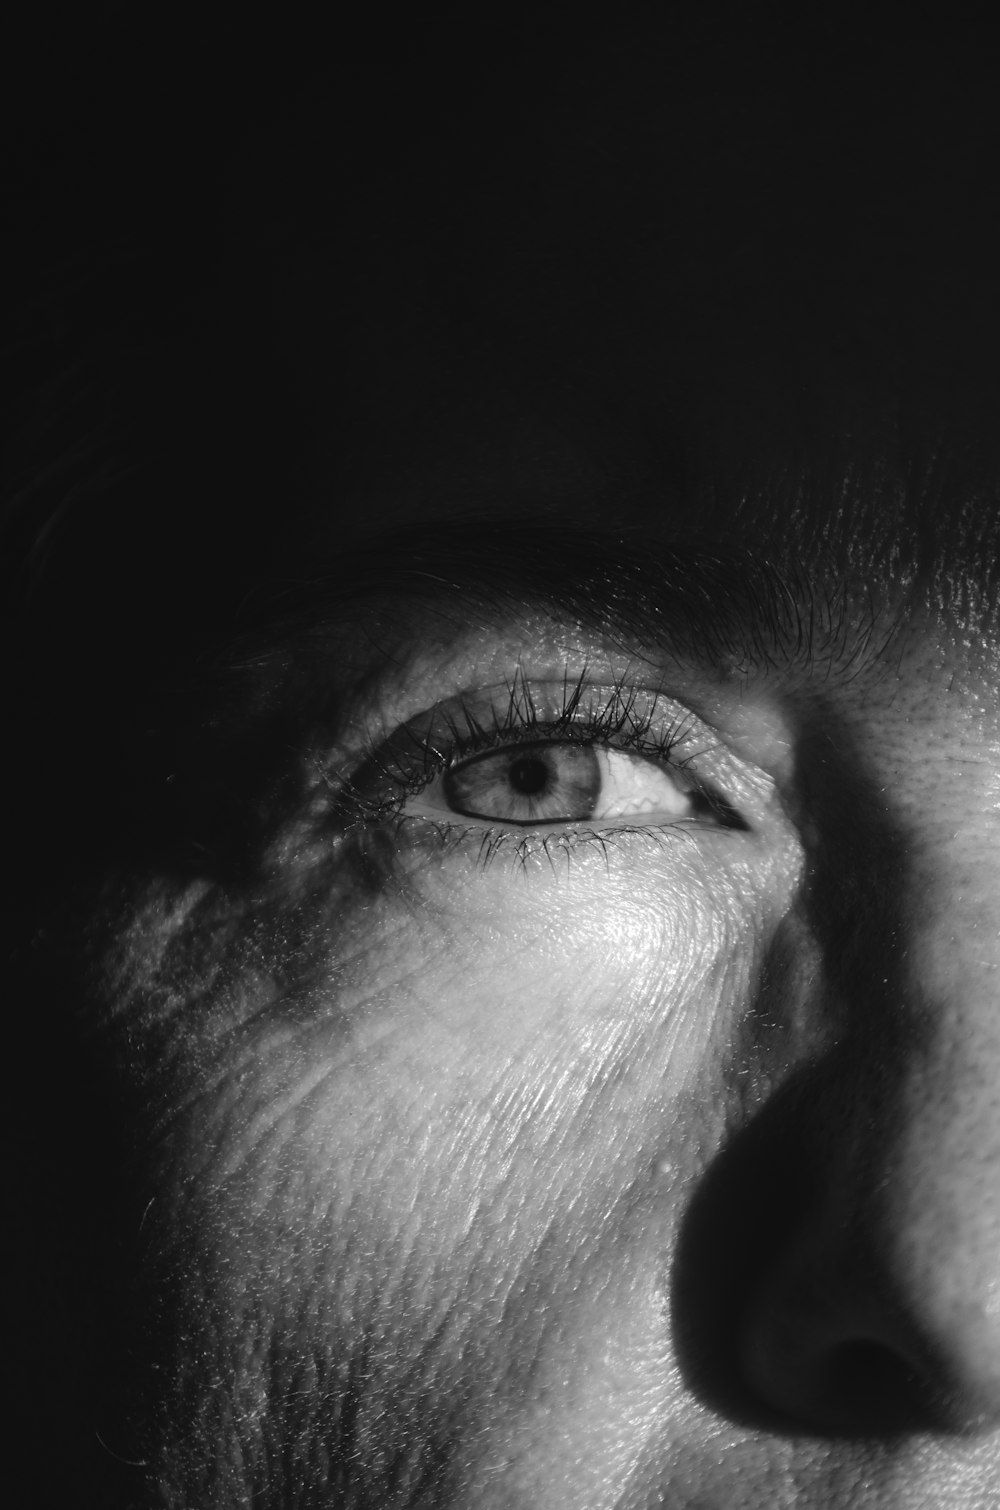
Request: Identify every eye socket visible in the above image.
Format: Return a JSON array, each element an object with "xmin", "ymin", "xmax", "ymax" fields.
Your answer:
[
  {"xmin": 331, "ymin": 671, "xmax": 754, "ymax": 848},
  {"xmin": 406, "ymin": 739, "xmax": 699, "ymax": 829}
]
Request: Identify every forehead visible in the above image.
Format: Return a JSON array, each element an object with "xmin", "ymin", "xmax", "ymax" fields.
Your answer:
[
  {"xmin": 269, "ymin": 251, "xmax": 1000, "ymax": 634},
  {"xmin": 23, "ymin": 17, "xmax": 1000, "ymax": 727},
  {"xmin": 249, "ymin": 36, "xmax": 1000, "ymax": 632},
  {"xmin": 263, "ymin": 367, "xmax": 1000, "ymax": 673}
]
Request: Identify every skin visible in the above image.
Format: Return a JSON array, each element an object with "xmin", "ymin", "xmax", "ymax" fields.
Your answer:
[
  {"xmin": 11, "ymin": 14, "xmax": 1000, "ymax": 1508},
  {"xmin": 67, "ymin": 513, "xmax": 1000, "ymax": 1510}
]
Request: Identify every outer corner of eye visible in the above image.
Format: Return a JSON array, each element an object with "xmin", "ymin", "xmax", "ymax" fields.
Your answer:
[{"xmin": 701, "ymin": 790, "xmax": 752, "ymax": 832}]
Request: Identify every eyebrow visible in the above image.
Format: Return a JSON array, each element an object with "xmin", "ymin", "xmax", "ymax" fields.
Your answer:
[{"xmin": 229, "ymin": 518, "xmax": 874, "ymax": 682}]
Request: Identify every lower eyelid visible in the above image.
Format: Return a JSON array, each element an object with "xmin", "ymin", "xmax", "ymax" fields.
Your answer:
[{"xmin": 368, "ymin": 814, "xmax": 729, "ymax": 886}]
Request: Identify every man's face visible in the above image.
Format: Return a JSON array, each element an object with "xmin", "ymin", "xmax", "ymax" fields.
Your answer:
[
  {"xmin": 35, "ymin": 24, "xmax": 1000, "ymax": 1507},
  {"xmin": 81, "ymin": 484, "xmax": 1000, "ymax": 1509}
]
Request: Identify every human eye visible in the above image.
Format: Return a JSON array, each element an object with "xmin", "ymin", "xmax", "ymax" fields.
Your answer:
[
  {"xmin": 409, "ymin": 739, "xmax": 700, "ymax": 827},
  {"xmin": 329, "ymin": 667, "xmax": 750, "ymax": 874}
]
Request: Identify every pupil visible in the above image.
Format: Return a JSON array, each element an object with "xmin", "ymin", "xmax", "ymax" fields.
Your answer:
[{"xmin": 508, "ymin": 756, "xmax": 549, "ymax": 796}]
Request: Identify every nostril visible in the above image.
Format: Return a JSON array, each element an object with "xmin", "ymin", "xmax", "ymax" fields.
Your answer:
[
  {"xmin": 819, "ymin": 1339, "xmax": 929, "ymax": 1434},
  {"xmin": 741, "ymin": 1302, "xmax": 941, "ymax": 1438}
]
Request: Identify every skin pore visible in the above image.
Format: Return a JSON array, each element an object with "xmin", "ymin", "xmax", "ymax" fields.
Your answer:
[{"xmin": 9, "ymin": 12, "xmax": 1000, "ymax": 1508}]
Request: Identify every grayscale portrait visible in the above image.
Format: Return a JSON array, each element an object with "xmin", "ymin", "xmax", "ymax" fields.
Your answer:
[{"xmin": 6, "ymin": 9, "xmax": 1000, "ymax": 1507}]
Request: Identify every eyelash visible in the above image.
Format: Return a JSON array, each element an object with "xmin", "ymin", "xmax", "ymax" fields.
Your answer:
[{"xmin": 329, "ymin": 667, "xmax": 723, "ymax": 874}]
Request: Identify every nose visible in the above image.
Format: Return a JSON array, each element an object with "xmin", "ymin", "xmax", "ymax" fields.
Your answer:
[{"xmin": 741, "ymin": 831, "xmax": 1000, "ymax": 1437}]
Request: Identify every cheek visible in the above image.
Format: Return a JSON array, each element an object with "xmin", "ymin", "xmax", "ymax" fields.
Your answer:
[
  {"xmin": 93, "ymin": 819, "xmax": 797, "ymax": 1489},
  {"xmin": 149, "ymin": 837, "xmax": 767, "ymax": 1315}
]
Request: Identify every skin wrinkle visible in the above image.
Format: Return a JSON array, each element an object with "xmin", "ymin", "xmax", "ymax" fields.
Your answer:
[{"xmin": 125, "ymin": 827, "xmax": 765, "ymax": 1503}]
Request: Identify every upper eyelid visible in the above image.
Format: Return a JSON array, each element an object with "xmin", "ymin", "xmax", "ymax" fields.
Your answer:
[
  {"xmin": 450, "ymin": 723, "xmax": 703, "ymax": 785},
  {"xmin": 324, "ymin": 630, "xmax": 795, "ymax": 784},
  {"xmin": 347, "ymin": 676, "xmax": 703, "ymax": 771},
  {"xmin": 326, "ymin": 674, "xmax": 741, "ymax": 833}
]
